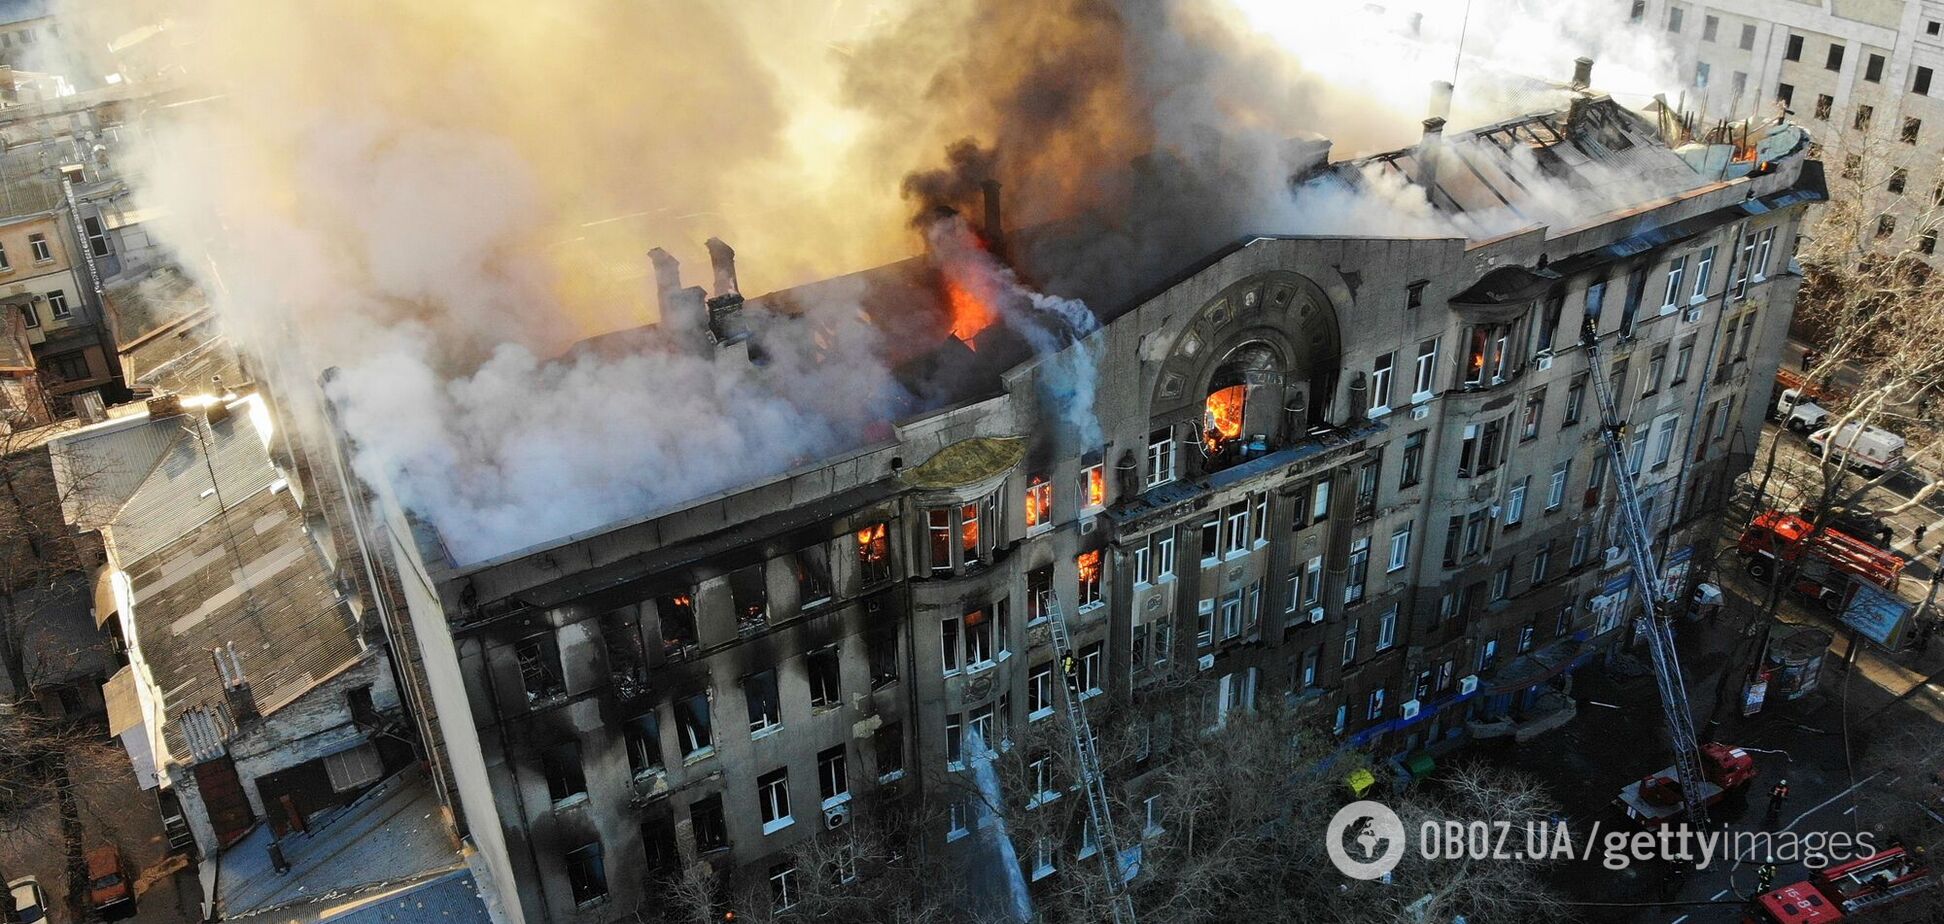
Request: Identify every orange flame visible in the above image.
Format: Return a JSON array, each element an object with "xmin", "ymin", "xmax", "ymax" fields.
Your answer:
[
  {"xmin": 945, "ymin": 276, "xmax": 999, "ymax": 346},
  {"xmin": 856, "ymin": 523, "xmax": 888, "ymax": 561},
  {"xmin": 1076, "ymin": 549, "xmax": 1101, "ymax": 585},
  {"xmin": 1085, "ymin": 464, "xmax": 1104, "ymax": 508},
  {"xmin": 1025, "ymin": 475, "xmax": 1050, "ymax": 528},
  {"xmin": 1203, "ymin": 384, "xmax": 1246, "ymax": 453}
]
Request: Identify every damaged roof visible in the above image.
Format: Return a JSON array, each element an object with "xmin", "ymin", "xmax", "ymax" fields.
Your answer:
[{"xmin": 1339, "ymin": 96, "xmax": 1711, "ymax": 237}]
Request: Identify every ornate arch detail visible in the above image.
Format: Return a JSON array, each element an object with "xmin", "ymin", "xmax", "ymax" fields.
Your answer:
[{"xmin": 1150, "ymin": 271, "xmax": 1343, "ymax": 419}]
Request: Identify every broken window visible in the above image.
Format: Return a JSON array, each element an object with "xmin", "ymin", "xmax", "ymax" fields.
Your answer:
[
  {"xmin": 565, "ymin": 843, "xmax": 607, "ymax": 906},
  {"xmin": 745, "ymin": 669, "xmax": 782, "ymax": 734},
  {"xmin": 1619, "ymin": 265, "xmax": 1646, "ymax": 337},
  {"xmin": 818, "ymin": 745, "xmax": 849, "ymax": 805},
  {"xmin": 626, "ymin": 711, "xmax": 663, "ymax": 779},
  {"xmin": 805, "ymin": 646, "xmax": 842, "ymax": 709},
  {"xmin": 963, "ymin": 606, "xmax": 995, "ymax": 667},
  {"xmin": 1080, "ymin": 454, "xmax": 1106, "ymax": 509},
  {"xmin": 856, "ymin": 522, "xmax": 892, "ymax": 585},
  {"xmin": 675, "ymin": 690, "xmax": 713, "ymax": 758},
  {"xmin": 514, "ymin": 634, "xmax": 565, "ymax": 704},
  {"xmin": 1029, "ymin": 662, "xmax": 1054, "ymax": 718},
  {"xmin": 794, "ymin": 543, "xmax": 832, "ymax": 606},
  {"xmin": 927, "ymin": 509, "xmax": 953, "ymax": 574},
  {"xmin": 942, "ymin": 615, "xmax": 961, "ymax": 675},
  {"xmin": 657, "ymin": 593, "xmax": 697, "ymax": 657},
  {"xmin": 690, "ymin": 794, "xmax": 728, "ymax": 852},
  {"xmin": 875, "ymin": 721, "xmax": 904, "ymax": 780},
  {"xmin": 1354, "ymin": 458, "xmax": 1380, "ymax": 520},
  {"xmin": 1025, "ymin": 474, "xmax": 1052, "ymax": 529},
  {"xmin": 960, "ymin": 501, "xmax": 983, "ymax": 567},
  {"xmin": 1026, "ymin": 566, "xmax": 1053, "ymax": 623},
  {"xmin": 866, "ymin": 623, "xmax": 898, "ymax": 689},
  {"xmin": 1076, "ymin": 549, "xmax": 1103, "ymax": 609},
  {"xmin": 758, "ymin": 768, "xmax": 792, "ymax": 832},
  {"xmin": 642, "ymin": 816, "xmax": 678, "ymax": 880},
  {"xmin": 542, "ymin": 741, "xmax": 586, "ymax": 805},
  {"xmin": 603, "ymin": 605, "xmax": 649, "ymax": 694},
  {"xmin": 729, "ymin": 565, "xmax": 768, "ymax": 631}
]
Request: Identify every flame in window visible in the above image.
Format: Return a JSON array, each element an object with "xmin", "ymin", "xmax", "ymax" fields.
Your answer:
[
  {"xmin": 856, "ymin": 523, "xmax": 888, "ymax": 562},
  {"xmin": 1025, "ymin": 475, "xmax": 1050, "ymax": 528},
  {"xmin": 1076, "ymin": 549, "xmax": 1101, "ymax": 586},
  {"xmin": 1085, "ymin": 464, "xmax": 1105, "ymax": 508},
  {"xmin": 1203, "ymin": 384, "xmax": 1247, "ymax": 453},
  {"xmin": 960, "ymin": 502, "xmax": 981, "ymax": 554}
]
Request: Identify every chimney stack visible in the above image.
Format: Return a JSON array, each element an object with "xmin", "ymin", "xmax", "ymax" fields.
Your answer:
[
  {"xmin": 705, "ymin": 237, "xmax": 740, "ymax": 299},
  {"xmin": 1428, "ymin": 80, "xmax": 1454, "ymax": 121},
  {"xmin": 702, "ymin": 237, "xmax": 751, "ymax": 348},
  {"xmin": 1572, "ymin": 56, "xmax": 1595, "ymax": 90},
  {"xmin": 648, "ymin": 247, "xmax": 682, "ymax": 316},
  {"xmin": 1416, "ymin": 116, "xmax": 1446, "ymax": 201},
  {"xmin": 213, "ymin": 643, "xmax": 259, "ymax": 724},
  {"xmin": 979, "ymin": 179, "xmax": 1005, "ymax": 256}
]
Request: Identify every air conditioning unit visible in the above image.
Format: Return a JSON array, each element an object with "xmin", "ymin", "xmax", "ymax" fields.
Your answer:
[
  {"xmin": 1535, "ymin": 354, "xmax": 1554, "ymax": 371},
  {"xmin": 865, "ymin": 599, "xmax": 883, "ymax": 615},
  {"xmin": 1197, "ymin": 653, "xmax": 1216, "ymax": 672},
  {"xmin": 1410, "ymin": 405, "xmax": 1431, "ymax": 421},
  {"xmin": 1604, "ymin": 546, "xmax": 1627, "ymax": 567},
  {"xmin": 1683, "ymin": 305, "xmax": 1703, "ymax": 323},
  {"xmin": 1458, "ymin": 674, "xmax": 1480, "ymax": 695},
  {"xmin": 824, "ymin": 804, "xmax": 852, "ymax": 830},
  {"xmin": 1400, "ymin": 699, "xmax": 1422, "ymax": 719},
  {"xmin": 1308, "ymin": 606, "xmax": 1326, "ymax": 624},
  {"xmin": 1080, "ymin": 516, "xmax": 1097, "ymax": 535}
]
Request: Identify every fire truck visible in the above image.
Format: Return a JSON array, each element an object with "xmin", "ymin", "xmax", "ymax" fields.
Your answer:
[
  {"xmin": 1745, "ymin": 845, "xmax": 1935, "ymax": 923},
  {"xmin": 1615, "ymin": 742, "xmax": 1757, "ymax": 825},
  {"xmin": 1737, "ymin": 511, "xmax": 1906, "ymax": 612}
]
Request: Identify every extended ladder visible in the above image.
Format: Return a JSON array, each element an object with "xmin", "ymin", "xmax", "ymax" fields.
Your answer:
[
  {"xmin": 1046, "ymin": 594, "xmax": 1137, "ymax": 924},
  {"xmin": 1583, "ymin": 335, "xmax": 1712, "ymax": 828}
]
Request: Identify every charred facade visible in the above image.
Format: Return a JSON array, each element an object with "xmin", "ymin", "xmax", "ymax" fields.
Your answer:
[{"xmin": 353, "ymin": 97, "xmax": 1825, "ymax": 923}]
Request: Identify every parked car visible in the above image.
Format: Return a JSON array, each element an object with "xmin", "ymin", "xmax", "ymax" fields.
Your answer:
[
  {"xmin": 7, "ymin": 876, "xmax": 47, "ymax": 923},
  {"xmin": 1808, "ymin": 422, "xmax": 1906, "ymax": 475},
  {"xmin": 86, "ymin": 845, "xmax": 134, "ymax": 916},
  {"xmin": 1775, "ymin": 387, "xmax": 1829, "ymax": 433}
]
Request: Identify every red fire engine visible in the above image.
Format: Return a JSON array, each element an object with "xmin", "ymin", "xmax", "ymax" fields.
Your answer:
[
  {"xmin": 1737, "ymin": 511, "xmax": 1905, "ymax": 611},
  {"xmin": 1745, "ymin": 845, "xmax": 1935, "ymax": 923},
  {"xmin": 1616, "ymin": 742, "xmax": 1758, "ymax": 825}
]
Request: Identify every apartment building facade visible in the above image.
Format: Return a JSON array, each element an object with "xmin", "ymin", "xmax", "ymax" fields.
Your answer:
[
  {"xmin": 353, "ymin": 96, "xmax": 1822, "ymax": 923},
  {"xmin": 1633, "ymin": 0, "xmax": 1944, "ymax": 253}
]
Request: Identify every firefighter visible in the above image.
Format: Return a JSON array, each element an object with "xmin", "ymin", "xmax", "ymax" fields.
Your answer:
[
  {"xmin": 1062, "ymin": 652, "xmax": 1079, "ymax": 691},
  {"xmin": 1766, "ymin": 779, "xmax": 1790, "ymax": 825},
  {"xmin": 1757, "ymin": 863, "xmax": 1778, "ymax": 892}
]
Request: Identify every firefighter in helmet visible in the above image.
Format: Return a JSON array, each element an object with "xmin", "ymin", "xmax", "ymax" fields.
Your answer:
[
  {"xmin": 1766, "ymin": 779, "xmax": 1790, "ymax": 825},
  {"xmin": 1757, "ymin": 863, "xmax": 1778, "ymax": 892}
]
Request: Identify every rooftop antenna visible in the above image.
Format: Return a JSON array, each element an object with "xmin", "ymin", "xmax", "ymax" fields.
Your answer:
[{"xmin": 1451, "ymin": 0, "xmax": 1475, "ymax": 86}]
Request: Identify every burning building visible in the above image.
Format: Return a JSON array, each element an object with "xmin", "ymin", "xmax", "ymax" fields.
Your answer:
[{"xmin": 339, "ymin": 85, "xmax": 1823, "ymax": 922}]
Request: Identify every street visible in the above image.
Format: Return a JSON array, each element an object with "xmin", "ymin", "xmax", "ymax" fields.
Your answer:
[{"xmin": 1489, "ymin": 372, "xmax": 1944, "ymax": 923}]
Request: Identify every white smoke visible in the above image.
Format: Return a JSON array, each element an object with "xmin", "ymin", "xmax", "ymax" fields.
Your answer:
[{"xmin": 84, "ymin": 0, "xmax": 1700, "ymax": 565}]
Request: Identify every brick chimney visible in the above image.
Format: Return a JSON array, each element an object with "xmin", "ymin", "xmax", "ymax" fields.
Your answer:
[
  {"xmin": 213, "ymin": 643, "xmax": 259, "ymax": 723},
  {"xmin": 703, "ymin": 237, "xmax": 751, "ymax": 348}
]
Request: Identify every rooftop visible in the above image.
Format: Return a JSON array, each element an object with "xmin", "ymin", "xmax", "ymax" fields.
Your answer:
[{"xmin": 51, "ymin": 394, "xmax": 362, "ymax": 753}]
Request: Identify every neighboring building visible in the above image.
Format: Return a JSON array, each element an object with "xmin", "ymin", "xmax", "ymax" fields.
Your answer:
[
  {"xmin": 2, "ymin": 211, "xmax": 115, "ymax": 399},
  {"xmin": 0, "ymin": 301, "xmax": 47, "ymax": 426},
  {"xmin": 1630, "ymin": 0, "xmax": 1944, "ymax": 253},
  {"xmin": 0, "ymin": 0, "xmax": 56, "ymax": 73},
  {"xmin": 47, "ymin": 392, "xmax": 478, "ymax": 920},
  {"xmin": 340, "ymin": 92, "xmax": 1821, "ymax": 923}
]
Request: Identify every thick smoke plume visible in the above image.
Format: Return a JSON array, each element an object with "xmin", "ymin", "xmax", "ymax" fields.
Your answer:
[{"xmin": 104, "ymin": 0, "xmax": 1689, "ymax": 563}]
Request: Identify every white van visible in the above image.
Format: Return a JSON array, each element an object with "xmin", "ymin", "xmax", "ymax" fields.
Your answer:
[
  {"xmin": 1775, "ymin": 388, "xmax": 1830, "ymax": 433},
  {"xmin": 1808, "ymin": 422, "xmax": 1906, "ymax": 474}
]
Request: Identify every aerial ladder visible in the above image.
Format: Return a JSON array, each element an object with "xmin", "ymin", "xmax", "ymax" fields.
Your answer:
[
  {"xmin": 1582, "ymin": 332, "xmax": 1714, "ymax": 828},
  {"xmin": 1045, "ymin": 593, "xmax": 1137, "ymax": 924}
]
